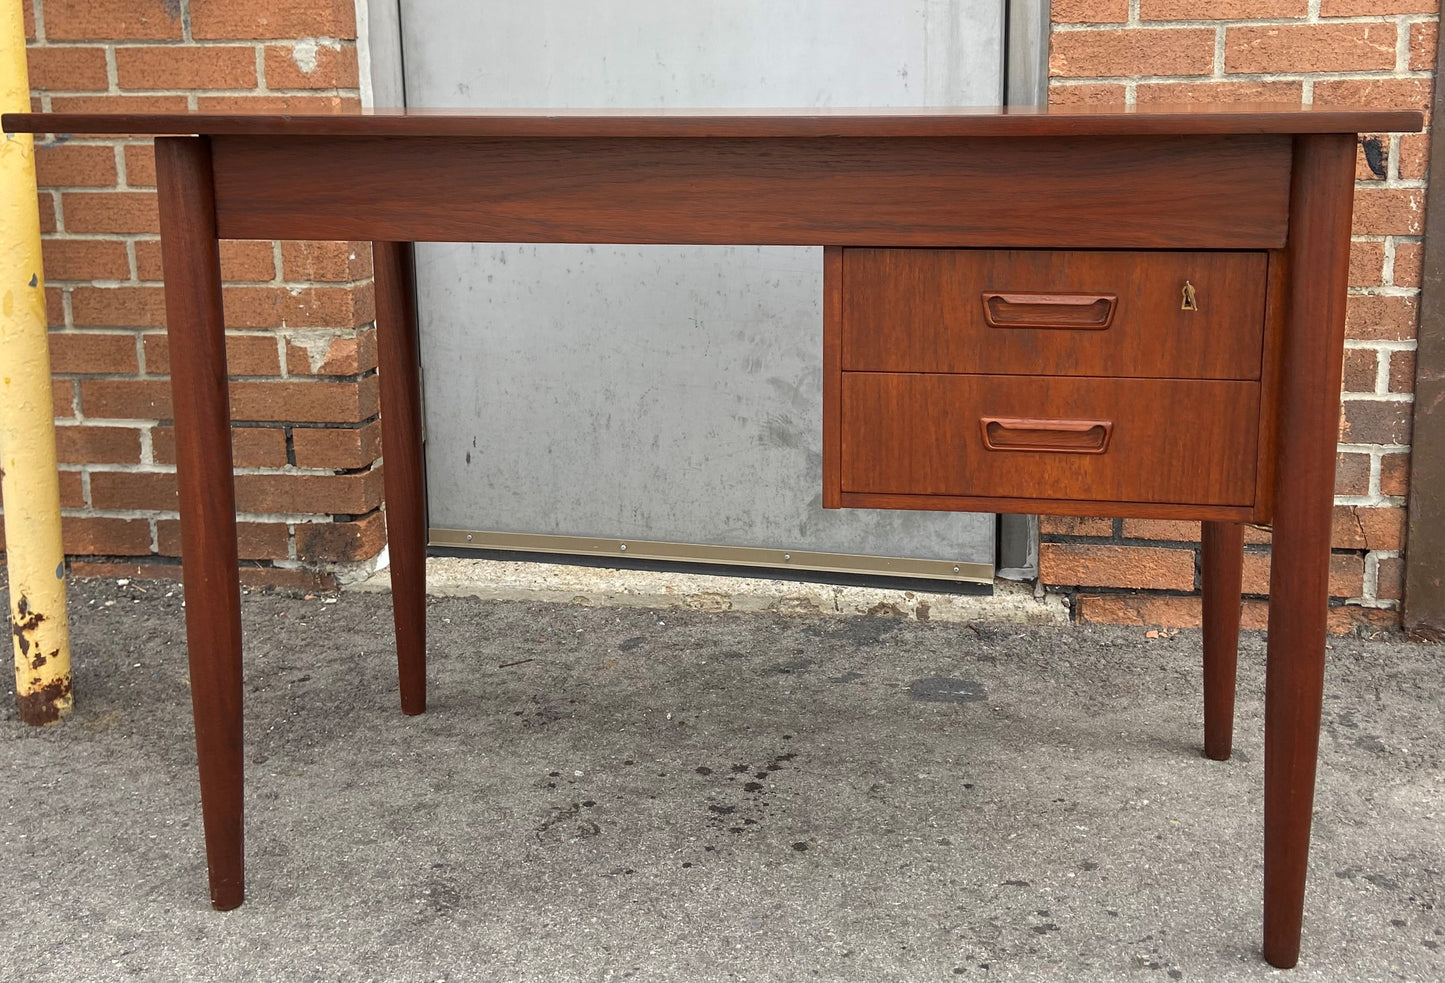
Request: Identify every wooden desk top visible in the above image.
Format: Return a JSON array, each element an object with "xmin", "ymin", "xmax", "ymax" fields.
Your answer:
[{"xmin": 2, "ymin": 104, "xmax": 1423, "ymax": 138}]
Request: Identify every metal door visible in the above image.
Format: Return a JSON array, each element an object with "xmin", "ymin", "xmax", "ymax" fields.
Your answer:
[{"xmin": 391, "ymin": 0, "xmax": 1010, "ymax": 583}]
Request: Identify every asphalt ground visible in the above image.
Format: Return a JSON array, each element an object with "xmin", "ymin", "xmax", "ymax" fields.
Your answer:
[{"xmin": 2, "ymin": 575, "xmax": 1441, "ymax": 982}]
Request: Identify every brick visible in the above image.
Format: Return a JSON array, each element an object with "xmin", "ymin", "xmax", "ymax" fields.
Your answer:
[
  {"xmin": 1327, "ymin": 604, "xmax": 1399, "ymax": 636},
  {"xmin": 1046, "ymin": 83, "xmax": 1128, "ymax": 107},
  {"xmin": 238, "ymin": 566, "xmax": 337, "ymax": 591},
  {"xmin": 1336, "ymin": 451, "xmax": 1371, "ymax": 496},
  {"xmin": 1379, "ymin": 452, "xmax": 1409, "ymax": 496},
  {"xmin": 123, "ymin": 145, "xmax": 156, "ymax": 187},
  {"xmin": 294, "ymin": 510, "xmax": 387, "ymax": 562},
  {"xmin": 61, "ymin": 516, "xmax": 152, "ymax": 556},
  {"xmin": 35, "ymin": 145, "xmax": 118, "ymax": 187},
  {"xmin": 1241, "ymin": 551, "xmax": 1364, "ymax": 598},
  {"xmin": 53, "ymin": 379, "xmax": 76, "ymax": 419},
  {"xmin": 284, "ymin": 329, "xmax": 377, "ymax": 376},
  {"xmin": 1340, "ymin": 399, "xmax": 1412, "ymax": 445},
  {"xmin": 41, "ymin": 239, "xmax": 130, "ymax": 282},
  {"xmin": 1121, "ymin": 519, "xmax": 1200, "ymax": 542},
  {"xmin": 68, "ymin": 559, "xmax": 181, "ymax": 581},
  {"xmin": 1341, "ymin": 348, "xmax": 1378, "ymax": 393},
  {"xmin": 280, "ymin": 241, "xmax": 372, "ymax": 281},
  {"xmin": 27, "ymin": 47, "xmax": 110, "ymax": 91},
  {"xmin": 192, "ymin": 0, "xmax": 358, "ymax": 41},
  {"xmin": 1352, "ymin": 189, "xmax": 1425, "ymax": 237},
  {"xmin": 1410, "ymin": 21, "xmax": 1437, "ymax": 71},
  {"xmin": 1348, "ymin": 240, "xmax": 1385, "ymax": 288},
  {"xmin": 44, "ymin": 0, "xmax": 182, "ymax": 40},
  {"xmin": 1385, "ymin": 349, "xmax": 1414, "ymax": 394},
  {"xmin": 1143, "ymin": 0, "xmax": 1306, "ymax": 18},
  {"xmin": 144, "ymin": 333, "xmax": 282, "ymax": 376},
  {"xmin": 1039, "ymin": 515, "xmax": 1113, "ymax": 537},
  {"xmin": 71, "ymin": 285, "xmax": 167, "ymax": 327},
  {"xmin": 156, "ymin": 519, "xmax": 290, "ymax": 560},
  {"xmin": 89, "ymin": 470, "xmax": 178, "ymax": 511},
  {"xmin": 1322, "ymin": 0, "xmax": 1435, "ymax": 12},
  {"xmin": 1392, "ymin": 242, "xmax": 1422, "ymax": 288},
  {"xmin": 115, "ymin": 45, "xmax": 259, "ymax": 90},
  {"xmin": 52, "ymin": 425, "xmax": 142, "ymax": 465},
  {"xmin": 152, "ymin": 426, "xmax": 289, "ymax": 468},
  {"xmin": 1398, "ymin": 132, "xmax": 1429, "ymax": 180},
  {"xmin": 1225, "ymin": 24, "xmax": 1397, "ymax": 74},
  {"xmin": 223, "ymin": 285, "xmax": 374, "ymax": 329},
  {"xmin": 228, "ymin": 377, "xmax": 378, "ymax": 423},
  {"xmin": 1051, "ymin": 29, "xmax": 1214, "ymax": 78},
  {"xmin": 263, "ymin": 42, "xmax": 360, "ymax": 89},
  {"xmin": 1376, "ymin": 556, "xmax": 1403, "ymax": 601},
  {"xmin": 80, "ymin": 379, "xmax": 171, "ymax": 419},
  {"xmin": 1345, "ymin": 294, "xmax": 1418, "ymax": 341},
  {"xmin": 1040, "ymin": 543, "xmax": 1195, "ymax": 591},
  {"xmin": 1135, "ymin": 80, "xmax": 1303, "ymax": 105},
  {"xmin": 290, "ymin": 420, "xmax": 383, "ymax": 469},
  {"xmin": 1333, "ymin": 505, "xmax": 1407, "ymax": 551},
  {"xmin": 49, "ymin": 95, "xmax": 190, "ymax": 116},
  {"xmin": 61, "ymin": 191, "xmax": 159, "ymax": 234},
  {"xmin": 48, "ymin": 331, "xmax": 139, "ymax": 374},
  {"xmin": 196, "ymin": 94, "xmax": 360, "ymax": 115},
  {"xmin": 233, "ymin": 469, "xmax": 383, "ymax": 514}
]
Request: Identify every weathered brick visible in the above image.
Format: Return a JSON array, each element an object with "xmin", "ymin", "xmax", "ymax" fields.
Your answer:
[
  {"xmin": 1135, "ymin": 80, "xmax": 1304, "ymax": 105},
  {"xmin": 115, "ymin": 45, "xmax": 259, "ymax": 90},
  {"xmin": 1341, "ymin": 348, "xmax": 1378, "ymax": 393},
  {"xmin": 1336, "ymin": 452, "xmax": 1372, "ymax": 496},
  {"xmin": 1225, "ymin": 24, "xmax": 1396, "ymax": 74},
  {"xmin": 1046, "ymin": 83, "xmax": 1128, "ymax": 107},
  {"xmin": 1345, "ymin": 294, "xmax": 1418, "ymax": 341},
  {"xmin": 61, "ymin": 516, "xmax": 152, "ymax": 556},
  {"xmin": 192, "ymin": 0, "xmax": 359, "ymax": 41},
  {"xmin": 52, "ymin": 425, "xmax": 142, "ymax": 465},
  {"xmin": 41, "ymin": 238, "xmax": 131, "ymax": 282},
  {"xmin": 1380, "ymin": 452, "xmax": 1409, "ymax": 496},
  {"xmin": 1333, "ymin": 505, "xmax": 1407, "ymax": 551},
  {"xmin": 144, "ymin": 333, "xmax": 282, "ymax": 376},
  {"xmin": 1039, "ymin": 515, "xmax": 1113, "ymax": 537},
  {"xmin": 27, "ymin": 47, "xmax": 110, "ymax": 91},
  {"xmin": 60, "ymin": 191, "xmax": 159, "ymax": 234},
  {"xmin": 233, "ymin": 469, "xmax": 383, "ymax": 514},
  {"xmin": 285, "ymin": 329, "xmax": 376, "ymax": 375},
  {"xmin": 263, "ymin": 42, "xmax": 360, "ymax": 89},
  {"xmin": 48, "ymin": 331, "xmax": 139, "ymax": 374},
  {"xmin": 228, "ymin": 378, "xmax": 378, "ymax": 423},
  {"xmin": 36, "ymin": 145, "xmax": 118, "ymax": 187},
  {"xmin": 280, "ymin": 241, "xmax": 372, "ymax": 281},
  {"xmin": 1340, "ymin": 399, "xmax": 1413, "ymax": 445},
  {"xmin": 156, "ymin": 519, "xmax": 291, "ymax": 559},
  {"xmin": 44, "ymin": 0, "xmax": 183, "ymax": 40},
  {"xmin": 1392, "ymin": 242, "xmax": 1422, "ymax": 288},
  {"xmin": 1352, "ymin": 188, "xmax": 1425, "ymax": 237},
  {"xmin": 89, "ymin": 470, "xmax": 178, "ymax": 511},
  {"xmin": 1241, "ymin": 551, "xmax": 1364, "ymax": 598},
  {"xmin": 290, "ymin": 420, "xmax": 383, "ymax": 469},
  {"xmin": 71, "ymin": 285, "xmax": 167, "ymax": 327},
  {"xmin": 80, "ymin": 379, "xmax": 171, "ymax": 419},
  {"xmin": 152, "ymin": 425, "xmax": 289, "ymax": 468},
  {"xmin": 1040, "ymin": 543, "xmax": 1195, "ymax": 591},
  {"xmin": 294, "ymin": 510, "xmax": 386, "ymax": 562},
  {"xmin": 1051, "ymin": 29, "xmax": 1215, "ymax": 78},
  {"xmin": 1143, "ymin": 0, "xmax": 1306, "ymax": 19},
  {"xmin": 1389, "ymin": 350, "xmax": 1416, "ymax": 393},
  {"xmin": 1349, "ymin": 240, "xmax": 1386, "ymax": 288}
]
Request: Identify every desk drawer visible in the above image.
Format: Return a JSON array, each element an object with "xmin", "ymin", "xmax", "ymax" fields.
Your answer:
[
  {"xmin": 840, "ymin": 373, "xmax": 1260, "ymax": 506},
  {"xmin": 842, "ymin": 249, "xmax": 1268, "ymax": 379}
]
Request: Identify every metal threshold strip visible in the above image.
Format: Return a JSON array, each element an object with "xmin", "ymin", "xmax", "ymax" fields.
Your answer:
[{"xmin": 428, "ymin": 529, "xmax": 994, "ymax": 584}]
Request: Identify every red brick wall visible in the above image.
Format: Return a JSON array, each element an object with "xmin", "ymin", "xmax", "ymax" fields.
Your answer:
[
  {"xmin": 6, "ymin": 0, "xmax": 383, "ymax": 590},
  {"xmin": 4, "ymin": 1, "xmax": 1436, "ymax": 626},
  {"xmin": 1046, "ymin": 1, "xmax": 1435, "ymax": 630}
]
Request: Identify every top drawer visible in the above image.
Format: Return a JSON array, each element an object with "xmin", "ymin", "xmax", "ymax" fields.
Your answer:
[{"xmin": 842, "ymin": 248, "xmax": 1268, "ymax": 380}]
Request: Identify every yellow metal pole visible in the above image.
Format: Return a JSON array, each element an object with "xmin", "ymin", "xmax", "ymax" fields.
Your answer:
[{"xmin": 1, "ymin": 0, "xmax": 72, "ymax": 724}]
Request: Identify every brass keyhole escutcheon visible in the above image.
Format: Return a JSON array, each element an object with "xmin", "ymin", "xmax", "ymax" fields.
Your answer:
[{"xmin": 1181, "ymin": 280, "xmax": 1198, "ymax": 311}]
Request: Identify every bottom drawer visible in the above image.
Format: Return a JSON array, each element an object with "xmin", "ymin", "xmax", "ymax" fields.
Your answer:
[{"xmin": 840, "ymin": 373, "xmax": 1260, "ymax": 507}]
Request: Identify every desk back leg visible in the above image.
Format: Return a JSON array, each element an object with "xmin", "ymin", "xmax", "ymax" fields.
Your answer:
[
  {"xmin": 155, "ymin": 137, "xmax": 246, "ymax": 910},
  {"xmin": 374, "ymin": 242, "xmax": 427, "ymax": 715},
  {"xmin": 1201, "ymin": 520, "xmax": 1243, "ymax": 760}
]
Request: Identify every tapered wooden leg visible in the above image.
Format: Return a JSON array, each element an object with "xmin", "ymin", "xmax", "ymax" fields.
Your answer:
[
  {"xmin": 1262, "ymin": 134, "xmax": 1357, "ymax": 969},
  {"xmin": 1201, "ymin": 521, "xmax": 1243, "ymax": 761},
  {"xmin": 155, "ymin": 137, "xmax": 245, "ymax": 910},
  {"xmin": 373, "ymin": 242, "xmax": 427, "ymax": 715}
]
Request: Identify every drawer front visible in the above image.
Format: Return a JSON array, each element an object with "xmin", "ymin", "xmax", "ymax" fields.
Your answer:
[
  {"xmin": 841, "ymin": 373, "xmax": 1260, "ymax": 506},
  {"xmin": 842, "ymin": 249, "xmax": 1268, "ymax": 379}
]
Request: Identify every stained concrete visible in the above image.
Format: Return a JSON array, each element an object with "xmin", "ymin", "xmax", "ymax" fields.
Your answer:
[{"xmin": 1, "ymin": 575, "xmax": 1441, "ymax": 982}]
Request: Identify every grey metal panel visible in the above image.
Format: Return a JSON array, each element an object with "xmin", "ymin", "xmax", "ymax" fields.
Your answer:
[{"xmin": 399, "ymin": 0, "xmax": 1006, "ymax": 575}]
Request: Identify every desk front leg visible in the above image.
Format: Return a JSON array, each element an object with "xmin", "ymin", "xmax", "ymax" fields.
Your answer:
[
  {"xmin": 155, "ymin": 137, "xmax": 245, "ymax": 910},
  {"xmin": 1261, "ymin": 133, "xmax": 1357, "ymax": 969}
]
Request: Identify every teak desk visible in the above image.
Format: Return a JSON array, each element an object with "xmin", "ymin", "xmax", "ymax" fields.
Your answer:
[{"xmin": 4, "ymin": 106, "xmax": 1423, "ymax": 968}]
